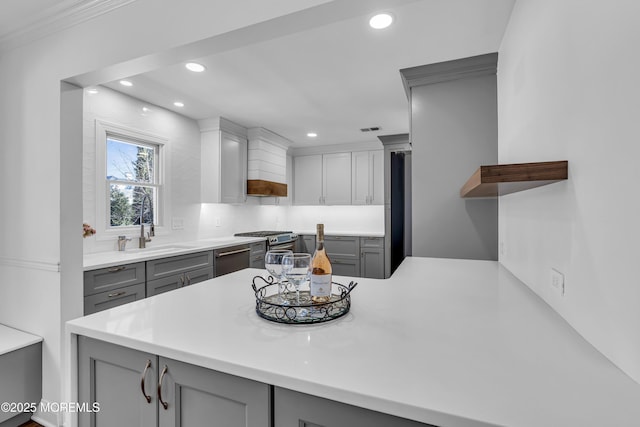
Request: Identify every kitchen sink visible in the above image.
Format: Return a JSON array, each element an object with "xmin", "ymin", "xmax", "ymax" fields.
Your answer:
[{"xmin": 126, "ymin": 244, "xmax": 198, "ymax": 255}]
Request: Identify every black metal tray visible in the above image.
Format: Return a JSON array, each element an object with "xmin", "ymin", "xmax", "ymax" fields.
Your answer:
[{"xmin": 251, "ymin": 275, "xmax": 357, "ymax": 324}]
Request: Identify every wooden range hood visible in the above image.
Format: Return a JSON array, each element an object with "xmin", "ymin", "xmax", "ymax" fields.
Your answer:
[
  {"xmin": 246, "ymin": 128, "xmax": 292, "ymax": 197},
  {"xmin": 247, "ymin": 179, "xmax": 287, "ymax": 197}
]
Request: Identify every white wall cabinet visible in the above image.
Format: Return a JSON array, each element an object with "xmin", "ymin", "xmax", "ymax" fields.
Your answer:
[
  {"xmin": 352, "ymin": 150, "xmax": 383, "ymax": 205},
  {"xmin": 294, "ymin": 153, "xmax": 351, "ymax": 205},
  {"xmin": 200, "ymin": 117, "xmax": 247, "ymax": 204}
]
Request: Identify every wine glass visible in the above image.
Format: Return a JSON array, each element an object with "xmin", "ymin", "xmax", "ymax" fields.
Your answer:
[
  {"xmin": 264, "ymin": 249, "xmax": 293, "ymax": 303},
  {"xmin": 282, "ymin": 253, "xmax": 311, "ymax": 305}
]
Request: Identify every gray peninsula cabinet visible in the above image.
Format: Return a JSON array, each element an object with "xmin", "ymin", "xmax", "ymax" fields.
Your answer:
[
  {"xmin": 77, "ymin": 337, "xmax": 435, "ymax": 427},
  {"xmin": 78, "ymin": 337, "xmax": 269, "ymax": 427}
]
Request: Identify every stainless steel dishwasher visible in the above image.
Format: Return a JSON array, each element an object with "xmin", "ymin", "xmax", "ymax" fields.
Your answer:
[{"xmin": 213, "ymin": 245, "xmax": 251, "ymax": 276}]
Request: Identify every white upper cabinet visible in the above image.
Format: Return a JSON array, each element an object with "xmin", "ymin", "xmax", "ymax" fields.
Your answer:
[
  {"xmin": 351, "ymin": 150, "xmax": 383, "ymax": 205},
  {"xmin": 323, "ymin": 152, "xmax": 352, "ymax": 205},
  {"xmin": 200, "ymin": 117, "xmax": 247, "ymax": 204},
  {"xmin": 293, "ymin": 153, "xmax": 352, "ymax": 205},
  {"xmin": 293, "ymin": 154, "xmax": 323, "ymax": 205}
]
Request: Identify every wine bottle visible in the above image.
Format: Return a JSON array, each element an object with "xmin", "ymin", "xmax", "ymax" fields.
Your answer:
[{"xmin": 310, "ymin": 224, "xmax": 332, "ymax": 303}]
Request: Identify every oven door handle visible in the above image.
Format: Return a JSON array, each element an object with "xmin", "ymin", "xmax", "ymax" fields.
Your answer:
[
  {"xmin": 216, "ymin": 248, "xmax": 251, "ymax": 258},
  {"xmin": 270, "ymin": 243, "xmax": 295, "ymax": 251}
]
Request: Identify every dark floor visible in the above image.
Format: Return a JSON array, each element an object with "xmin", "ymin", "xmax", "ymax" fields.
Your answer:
[{"xmin": 18, "ymin": 422, "xmax": 43, "ymax": 427}]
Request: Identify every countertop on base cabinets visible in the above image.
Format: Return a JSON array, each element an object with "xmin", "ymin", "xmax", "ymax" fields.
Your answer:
[
  {"xmin": 0, "ymin": 324, "xmax": 42, "ymax": 355},
  {"xmin": 67, "ymin": 258, "xmax": 640, "ymax": 427},
  {"xmin": 83, "ymin": 236, "xmax": 267, "ymax": 271}
]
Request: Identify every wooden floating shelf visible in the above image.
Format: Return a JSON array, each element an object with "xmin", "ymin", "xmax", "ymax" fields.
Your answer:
[{"xmin": 460, "ymin": 161, "xmax": 568, "ymax": 198}]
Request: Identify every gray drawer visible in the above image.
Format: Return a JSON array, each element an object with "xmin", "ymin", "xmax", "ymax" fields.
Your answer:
[
  {"xmin": 147, "ymin": 251, "xmax": 213, "ymax": 281},
  {"xmin": 84, "ymin": 283, "xmax": 145, "ymax": 315},
  {"xmin": 325, "ymin": 236, "xmax": 360, "ymax": 259},
  {"xmin": 250, "ymin": 241, "xmax": 266, "ymax": 254},
  {"xmin": 360, "ymin": 236, "xmax": 384, "ymax": 248},
  {"xmin": 84, "ymin": 262, "xmax": 145, "ymax": 296},
  {"xmin": 331, "ymin": 257, "xmax": 360, "ymax": 277}
]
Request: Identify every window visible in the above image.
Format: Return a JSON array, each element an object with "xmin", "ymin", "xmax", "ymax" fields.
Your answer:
[
  {"xmin": 106, "ymin": 137, "xmax": 159, "ymax": 227},
  {"xmin": 95, "ymin": 120, "xmax": 166, "ymax": 235}
]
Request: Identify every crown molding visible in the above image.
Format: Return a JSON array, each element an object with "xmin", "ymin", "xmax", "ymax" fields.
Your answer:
[
  {"xmin": 0, "ymin": 0, "xmax": 137, "ymax": 52},
  {"xmin": 289, "ymin": 140, "xmax": 383, "ymax": 157},
  {"xmin": 399, "ymin": 52, "xmax": 498, "ymax": 99}
]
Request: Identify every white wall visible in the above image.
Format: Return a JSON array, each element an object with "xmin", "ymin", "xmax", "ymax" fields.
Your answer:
[
  {"xmin": 0, "ymin": 1, "xmax": 333, "ymax": 425},
  {"xmin": 411, "ymin": 74, "xmax": 498, "ymax": 260},
  {"xmin": 498, "ymin": 0, "xmax": 640, "ymax": 384},
  {"xmin": 83, "ymin": 86, "xmax": 203, "ymax": 253}
]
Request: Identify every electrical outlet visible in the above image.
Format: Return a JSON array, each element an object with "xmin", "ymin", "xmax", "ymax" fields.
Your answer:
[
  {"xmin": 215, "ymin": 217, "xmax": 221, "ymax": 227},
  {"xmin": 172, "ymin": 217, "xmax": 184, "ymax": 230},
  {"xmin": 550, "ymin": 268, "xmax": 565, "ymax": 296}
]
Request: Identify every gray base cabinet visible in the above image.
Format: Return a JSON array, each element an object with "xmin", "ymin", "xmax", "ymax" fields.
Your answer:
[
  {"xmin": 84, "ymin": 262, "xmax": 146, "ymax": 315},
  {"xmin": 360, "ymin": 237, "xmax": 384, "ymax": 279},
  {"xmin": 249, "ymin": 241, "xmax": 266, "ymax": 269},
  {"xmin": 325, "ymin": 236, "xmax": 360, "ymax": 277},
  {"xmin": 297, "ymin": 235, "xmax": 385, "ymax": 278},
  {"xmin": 274, "ymin": 387, "xmax": 434, "ymax": 427},
  {"xmin": 158, "ymin": 356, "xmax": 270, "ymax": 427},
  {"xmin": 78, "ymin": 337, "xmax": 269, "ymax": 427},
  {"xmin": 0, "ymin": 343, "xmax": 42, "ymax": 426},
  {"xmin": 78, "ymin": 337, "xmax": 156, "ymax": 427}
]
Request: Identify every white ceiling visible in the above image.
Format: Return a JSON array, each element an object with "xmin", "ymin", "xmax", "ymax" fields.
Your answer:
[{"xmin": 4, "ymin": 0, "xmax": 515, "ymax": 148}]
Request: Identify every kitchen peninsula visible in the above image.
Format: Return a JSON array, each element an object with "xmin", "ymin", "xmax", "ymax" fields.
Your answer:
[{"xmin": 66, "ymin": 258, "xmax": 640, "ymax": 427}]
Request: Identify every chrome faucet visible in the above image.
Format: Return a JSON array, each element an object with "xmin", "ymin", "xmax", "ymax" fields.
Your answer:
[
  {"xmin": 117, "ymin": 235, "xmax": 131, "ymax": 251},
  {"xmin": 138, "ymin": 193, "xmax": 155, "ymax": 248}
]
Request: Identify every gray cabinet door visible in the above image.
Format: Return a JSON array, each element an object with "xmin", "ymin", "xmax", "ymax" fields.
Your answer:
[
  {"xmin": 360, "ymin": 237, "xmax": 384, "ymax": 279},
  {"xmin": 361, "ymin": 247, "xmax": 384, "ymax": 278},
  {"xmin": 78, "ymin": 337, "xmax": 157, "ymax": 427},
  {"xmin": 299, "ymin": 235, "xmax": 316, "ymax": 255},
  {"xmin": 274, "ymin": 387, "xmax": 434, "ymax": 427},
  {"xmin": 147, "ymin": 251, "xmax": 214, "ymax": 281},
  {"xmin": 324, "ymin": 236, "xmax": 359, "ymax": 259},
  {"xmin": 157, "ymin": 357, "xmax": 270, "ymax": 427},
  {"xmin": 84, "ymin": 262, "xmax": 145, "ymax": 296},
  {"xmin": 147, "ymin": 266, "xmax": 214, "ymax": 297},
  {"xmin": 84, "ymin": 282, "xmax": 146, "ymax": 315},
  {"xmin": 330, "ymin": 258, "xmax": 360, "ymax": 277},
  {"xmin": 250, "ymin": 241, "xmax": 266, "ymax": 269}
]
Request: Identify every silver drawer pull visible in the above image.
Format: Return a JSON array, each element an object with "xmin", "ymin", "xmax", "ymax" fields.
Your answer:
[
  {"xmin": 140, "ymin": 359, "xmax": 152, "ymax": 403},
  {"xmin": 216, "ymin": 248, "xmax": 251, "ymax": 257},
  {"xmin": 107, "ymin": 291, "xmax": 126, "ymax": 298},
  {"xmin": 158, "ymin": 365, "xmax": 169, "ymax": 410},
  {"xmin": 107, "ymin": 266, "xmax": 126, "ymax": 272}
]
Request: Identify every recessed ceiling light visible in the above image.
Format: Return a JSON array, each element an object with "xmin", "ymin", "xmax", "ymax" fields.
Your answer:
[
  {"xmin": 119, "ymin": 80, "xmax": 133, "ymax": 87},
  {"xmin": 185, "ymin": 62, "xmax": 206, "ymax": 72},
  {"xmin": 307, "ymin": 132, "xmax": 318, "ymax": 138},
  {"xmin": 86, "ymin": 88, "xmax": 99, "ymax": 94},
  {"xmin": 369, "ymin": 13, "xmax": 393, "ymax": 29},
  {"xmin": 173, "ymin": 101, "xmax": 185, "ymax": 107},
  {"xmin": 142, "ymin": 107, "xmax": 150, "ymax": 112}
]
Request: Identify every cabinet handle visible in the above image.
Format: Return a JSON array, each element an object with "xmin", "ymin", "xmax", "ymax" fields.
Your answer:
[
  {"xmin": 158, "ymin": 365, "xmax": 169, "ymax": 410},
  {"xmin": 186, "ymin": 274, "xmax": 191, "ymax": 285},
  {"xmin": 107, "ymin": 266, "xmax": 126, "ymax": 273},
  {"xmin": 216, "ymin": 248, "xmax": 251, "ymax": 257},
  {"xmin": 180, "ymin": 275, "xmax": 185, "ymax": 287},
  {"xmin": 107, "ymin": 291, "xmax": 126, "ymax": 298},
  {"xmin": 140, "ymin": 359, "xmax": 152, "ymax": 403}
]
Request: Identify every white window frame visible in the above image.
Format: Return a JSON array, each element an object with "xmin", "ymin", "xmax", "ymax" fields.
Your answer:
[{"xmin": 95, "ymin": 120, "xmax": 168, "ymax": 240}]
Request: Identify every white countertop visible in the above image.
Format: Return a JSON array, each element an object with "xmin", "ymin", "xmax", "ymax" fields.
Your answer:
[
  {"xmin": 0, "ymin": 324, "xmax": 42, "ymax": 356},
  {"xmin": 83, "ymin": 236, "xmax": 267, "ymax": 270},
  {"xmin": 295, "ymin": 230, "xmax": 385, "ymax": 237},
  {"xmin": 66, "ymin": 257, "xmax": 640, "ymax": 427}
]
